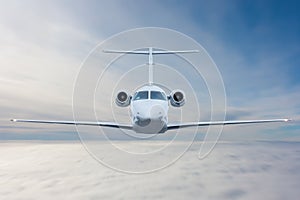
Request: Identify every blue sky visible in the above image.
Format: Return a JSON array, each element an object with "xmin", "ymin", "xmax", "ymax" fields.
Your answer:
[{"xmin": 0, "ymin": 0, "xmax": 299, "ymax": 140}]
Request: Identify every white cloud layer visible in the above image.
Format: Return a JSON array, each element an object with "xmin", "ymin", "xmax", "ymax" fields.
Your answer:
[{"xmin": 0, "ymin": 141, "xmax": 299, "ymax": 199}]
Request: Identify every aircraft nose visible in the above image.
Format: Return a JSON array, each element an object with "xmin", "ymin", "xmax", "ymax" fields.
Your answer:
[
  {"xmin": 136, "ymin": 117, "xmax": 151, "ymax": 127},
  {"xmin": 150, "ymin": 105, "xmax": 165, "ymax": 119},
  {"xmin": 134, "ymin": 104, "xmax": 166, "ymax": 133}
]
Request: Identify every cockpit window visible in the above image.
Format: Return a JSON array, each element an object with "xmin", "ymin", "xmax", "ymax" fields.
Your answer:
[
  {"xmin": 133, "ymin": 91, "xmax": 148, "ymax": 101},
  {"xmin": 150, "ymin": 91, "xmax": 167, "ymax": 100}
]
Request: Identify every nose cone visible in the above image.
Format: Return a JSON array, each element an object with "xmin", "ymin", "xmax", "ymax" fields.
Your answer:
[
  {"xmin": 136, "ymin": 104, "xmax": 165, "ymax": 119},
  {"xmin": 150, "ymin": 105, "xmax": 165, "ymax": 119},
  {"xmin": 136, "ymin": 117, "xmax": 151, "ymax": 127},
  {"xmin": 134, "ymin": 104, "xmax": 167, "ymax": 133}
]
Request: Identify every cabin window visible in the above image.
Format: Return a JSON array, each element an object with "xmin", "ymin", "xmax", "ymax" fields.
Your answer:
[
  {"xmin": 150, "ymin": 91, "xmax": 167, "ymax": 100},
  {"xmin": 133, "ymin": 91, "xmax": 148, "ymax": 100}
]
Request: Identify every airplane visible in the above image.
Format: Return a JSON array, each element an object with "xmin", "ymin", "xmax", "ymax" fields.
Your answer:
[{"xmin": 11, "ymin": 48, "xmax": 290, "ymax": 134}]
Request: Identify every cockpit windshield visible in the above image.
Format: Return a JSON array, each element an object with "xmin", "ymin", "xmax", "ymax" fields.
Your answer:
[
  {"xmin": 150, "ymin": 91, "xmax": 167, "ymax": 100},
  {"xmin": 133, "ymin": 91, "xmax": 148, "ymax": 101}
]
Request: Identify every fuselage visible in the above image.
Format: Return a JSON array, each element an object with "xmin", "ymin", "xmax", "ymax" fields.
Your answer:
[{"xmin": 130, "ymin": 85, "xmax": 169, "ymax": 133}]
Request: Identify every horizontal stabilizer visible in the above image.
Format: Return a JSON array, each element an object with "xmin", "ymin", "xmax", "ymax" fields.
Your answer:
[{"xmin": 103, "ymin": 49, "xmax": 199, "ymax": 55}]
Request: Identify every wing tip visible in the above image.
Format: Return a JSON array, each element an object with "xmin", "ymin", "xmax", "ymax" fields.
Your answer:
[{"xmin": 10, "ymin": 119, "xmax": 17, "ymax": 122}]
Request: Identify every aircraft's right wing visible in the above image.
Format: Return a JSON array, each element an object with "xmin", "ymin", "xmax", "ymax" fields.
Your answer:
[
  {"xmin": 11, "ymin": 119, "xmax": 133, "ymax": 130},
  {"xmin": 167, "ymin": 119, "xmax": 290, "ymax": 130}
]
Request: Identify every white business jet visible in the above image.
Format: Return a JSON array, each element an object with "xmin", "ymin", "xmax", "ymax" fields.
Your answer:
[{"xmin": 11, "ymin": 48, "xmax": 290, "ymax": 134}]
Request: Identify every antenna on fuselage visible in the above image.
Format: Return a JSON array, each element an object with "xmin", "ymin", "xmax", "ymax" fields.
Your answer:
[{"xmin": 103, "ymin": 48, "xmax": 199, "ymax": 85}]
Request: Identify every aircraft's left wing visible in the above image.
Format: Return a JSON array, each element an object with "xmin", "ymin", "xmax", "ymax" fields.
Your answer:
[
  {"xmin": 11, "ymin": 119, "xmax": 133, "ymax": 130},
  {"xmin": 167, "ymin": 119, "xmax": 290, "ymax": 130}
]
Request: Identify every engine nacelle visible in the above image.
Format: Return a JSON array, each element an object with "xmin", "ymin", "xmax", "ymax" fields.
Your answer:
[
  {"xmin": 115, "ymin": 91, "xmax": 131, "ymax": 107},
  {"xmin": 169, "ymin": 90, "xmax": 185, "ymax": 107}
]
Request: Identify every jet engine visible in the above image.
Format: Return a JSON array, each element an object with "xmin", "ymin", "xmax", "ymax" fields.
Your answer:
[
  {"xmin": 169, "ymin": 90, "xmax": 185, "ymax": 107},
  {"xmin": 115, "ymin": 91, "xmax": 131, "ymax": 107}
]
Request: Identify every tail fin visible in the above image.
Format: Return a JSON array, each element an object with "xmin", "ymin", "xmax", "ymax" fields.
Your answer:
[{"xmin": 103, "ymin": 47, "xmax": 199, "ymax": 84}]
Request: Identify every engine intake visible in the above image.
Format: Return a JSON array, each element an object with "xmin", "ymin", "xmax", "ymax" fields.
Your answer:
[
  {"xmin": 115, "ymin": 91, "xmax": 131, "ymax": 107},
  {"xmin": 169, "ymin": 90, "xmax": 185, "ymax": 107}
]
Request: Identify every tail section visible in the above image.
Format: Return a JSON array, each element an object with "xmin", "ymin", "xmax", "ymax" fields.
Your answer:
[{"xmin": 104, "ymin": 47, "xmax": 199, "ymax": 85}]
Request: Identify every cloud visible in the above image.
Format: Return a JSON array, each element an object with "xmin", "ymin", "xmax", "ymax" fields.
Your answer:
[{"xmin": 1, "ymin": 141, "xmax": 300, "ymax": 199}]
